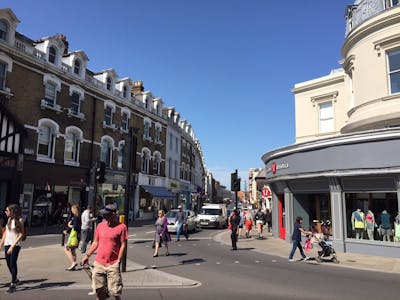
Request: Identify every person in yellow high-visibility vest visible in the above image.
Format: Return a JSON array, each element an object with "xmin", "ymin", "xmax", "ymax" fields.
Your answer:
[{"xmin": 351, "ymin": 208, "xmax": 365, "ymax": 239}]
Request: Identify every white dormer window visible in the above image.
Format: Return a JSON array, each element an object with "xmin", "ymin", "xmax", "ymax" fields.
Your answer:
[
  {"xmin": 74, "ymin": 59, "xmax": 81, "ymax": 75},
  {"xmin": 49, "ymin": 46, "xmax": 57, "ymax": 64},
  {"xmin": 106, "ymin": 76, "xmax": 112, "ymax": 91},
  {"xmin": 123, "ymin": 85, "xmax": 128, "ymax": 98},
  {"xmin": 0, "ymin": 20, "xmax": 8, "ymax": 42}
]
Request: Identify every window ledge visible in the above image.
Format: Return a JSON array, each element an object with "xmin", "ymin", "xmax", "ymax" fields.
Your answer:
[
  {"xmin": 40, "ymin": 99, "xmax": 62, "ymax": 114},
  {"xmin": 64, "ymin": 160, "xmax": 80, "ymax": 167},
  {"xmin": 37, "ymin": 156, "xmax": 55, "ymax": 163},
  {"xmin": 0, "ymin": 87, "xmax": 13, "ymax": 99},
  {"xmin": 120, "ymin": 127, "xmax": 129, "ymax": 134},
  {"xmin": 143, "ymin": 136, "xmax": 153, "ymax": 142},
  {"xmin": 103, "ymin": 122, "xmax": 117, "ymax": 131},
  {"xmin": 67, "ymin": 109, "xmax": 86, "ymax": 121}
]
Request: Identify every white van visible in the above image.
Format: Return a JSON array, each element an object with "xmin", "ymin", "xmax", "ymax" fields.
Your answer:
[{"xmin": 196, "ymin": 204, "xmax": 228, "ymax": 229}]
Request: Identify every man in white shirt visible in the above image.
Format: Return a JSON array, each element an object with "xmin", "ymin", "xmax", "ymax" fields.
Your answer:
[{"xmin": 81, "ymin": 206, "xmax": 96, "ymax": 254}]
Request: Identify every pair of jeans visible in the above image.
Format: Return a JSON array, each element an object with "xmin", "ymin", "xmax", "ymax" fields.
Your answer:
[
  {"xmin": 80, "ymin": 228, "xmax": 93, "ymax": 253},
  {"xmin": 176, "ymin": 222, "xmax": 188, "ymax": 241},
  {"xmin": 288, "ymin": 240, "xmax": 306, "ymax": 259},
  {"xmin": 231, "ymin": 230, "xmax": 238, "ymax": 249},
  {"xmin": 5, "ymin": 245, "xmax": 21, "ymax": 283}
]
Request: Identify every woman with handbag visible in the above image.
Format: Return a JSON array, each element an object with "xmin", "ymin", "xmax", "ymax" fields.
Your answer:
[
  {"xmin": 153, "ymin": 210, "xmax": 171, "ymax": 257},
  {"xmin": 63, "ymin": 204, "xmax": 81, "ymax": 271},
  {"xmin": 0, "ymin": 204, "xmax": 25, "ymax": 294}
]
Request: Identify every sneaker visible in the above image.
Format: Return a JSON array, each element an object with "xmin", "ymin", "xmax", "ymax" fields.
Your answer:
[
  {"xmin": 6, "ymin": 285, "xmax": 16, "ymax": 294},
  {"xmin": 302, "ymin": 256, "xmax": 310, "ymax": 261},
  {"xmin": 288, "ymin": 258, "xmax": 295, "ymax": 262}
]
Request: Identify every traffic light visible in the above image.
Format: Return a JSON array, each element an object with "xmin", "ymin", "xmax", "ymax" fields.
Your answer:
[
  {"xmin": 231, "ymin": 171, "xmax": 237, "ymax": 191},
  {"xmin": 233, "ymin": 177, "xmax": 241, "ymax": 192},
  {"xmin": 96, "ymin": 161, "xmax": 106, "ymax": 184},
  {"xmin": 231, "ymin": 171, "xmax": 241, "ymax": 192}
]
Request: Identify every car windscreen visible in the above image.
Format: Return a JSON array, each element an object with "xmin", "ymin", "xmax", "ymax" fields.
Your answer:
[
  {"xmin": 166, "ymin": 211, "xmax": 177, "ymax": 218},
  {"xmin": 200, "ymin": 208, "xmax": 222, "ymax": 215}
]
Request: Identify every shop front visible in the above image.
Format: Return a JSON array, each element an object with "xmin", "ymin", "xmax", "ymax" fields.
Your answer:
[
  {"xmin": 22, "ymin": 160, "xmax": 88, "ymax": 228},
  {"xmin": 262, "ymin": 128, "xmax": 400, "ymax": 258}
]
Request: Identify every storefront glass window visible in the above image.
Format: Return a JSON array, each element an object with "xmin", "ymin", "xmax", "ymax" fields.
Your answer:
[{"xmin": 345, "ymin": 192, "xmax": 399, "ymax": 242}]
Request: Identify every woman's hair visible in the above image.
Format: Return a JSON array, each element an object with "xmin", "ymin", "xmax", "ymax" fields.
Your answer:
[
  {"xmin": 296, "ymin": 216, "xmax": 303, "ymax": 223},
  {"xmin": 7, "ymin": 204, "xmax": 23, "ymax": 233},
  {"xmin": 71, "ymin": 204, "xmax": 80, "ymax": 217}
]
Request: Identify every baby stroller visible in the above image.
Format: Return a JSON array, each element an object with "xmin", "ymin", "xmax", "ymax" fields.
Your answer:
[{"xmin": 315, "ymin": 234, "xmax": 339, "ymax": 264}]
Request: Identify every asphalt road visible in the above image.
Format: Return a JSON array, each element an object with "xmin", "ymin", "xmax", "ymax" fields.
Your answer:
[{"xmin": 7, "ymin": 225, "xmax": 400, "ymax": 299}]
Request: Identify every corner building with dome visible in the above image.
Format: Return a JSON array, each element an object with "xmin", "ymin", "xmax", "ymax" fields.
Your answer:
[{"xmin": 262, "ymin": 0, "xmax": 400, "ymax": 257}]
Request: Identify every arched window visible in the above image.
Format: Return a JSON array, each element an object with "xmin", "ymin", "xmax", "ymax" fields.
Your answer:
[
  {"xmin": 141, "ymin": 149, "xmax": 150, "ymax": 173},
  {"xmin": 0, "ymin": 61, "xmax": 6, "ymax": 90},
  {"xmin": 64, "ymin": 127, "xmax": 82, "ymax": 164},
  {"xmin": 101, "ymin": 136, "xmax": 114, "ymax": 167},
  {"xmin": 106, "ymin": 76, "xmax": 112, "ymax": 91},
  {"xmin": 49, "ymin": 46, "xmax": 57, "ymax": 64},
  {"xmin": 0, "ymin": 20, "xmax": 8, "ymax": 41},
  {"xmin": 74, "ymin": 59, "xmax": 81, "ymax": 75},
  {"xmin": 37, "ymin": 119, "xmax": 59, "ymax": 162},
  {"xmin": 117, "ymin": 141, "xmax": 125, "ymax": 169},
  {"xmin": 168, "ymin": 158, "xmax": 172, "ymax": 178},
  {"xmin": 153, "ymin": 152, "xmax": 161, "ymax": 175}
]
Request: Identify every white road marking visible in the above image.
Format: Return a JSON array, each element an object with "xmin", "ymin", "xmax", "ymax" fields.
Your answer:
[
  {"xmin": 234, "ymin": 261, "xmax": 239, "ymax": 264},
  {"xmin": 216, "ymin": 262, "xmax": 221, "ymax": 265},
  {"xmin": 272, "ymin": 260, "xmax": 277, "ymax": 263},
  {"xmin": 255, "ymin": 260, "xmax": 260, "ymax": 263}
]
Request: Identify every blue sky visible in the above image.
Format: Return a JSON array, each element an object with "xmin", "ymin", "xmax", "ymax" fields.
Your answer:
[{"xmin": 4, "ymin": 0, "xmax": 352, "ymax": 188}]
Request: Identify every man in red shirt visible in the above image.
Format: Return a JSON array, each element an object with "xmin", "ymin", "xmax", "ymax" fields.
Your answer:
[{"xmin": 81, "ymin": 204, "xmax": 128, "ymax": 300}]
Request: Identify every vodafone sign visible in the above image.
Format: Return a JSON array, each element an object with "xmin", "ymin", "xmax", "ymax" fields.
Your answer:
[{"xmin": 267, "ymin": 162, "xmax": 289, "ymax": 175}]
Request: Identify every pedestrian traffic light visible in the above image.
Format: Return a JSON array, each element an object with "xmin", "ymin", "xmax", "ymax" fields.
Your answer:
[{"xmin": 96, "ymin": 161, "xmax": 106, "ymax": 184}]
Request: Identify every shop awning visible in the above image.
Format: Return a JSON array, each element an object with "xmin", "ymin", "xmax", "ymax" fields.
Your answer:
[{"xmin": 140, "ymin": 185, "xmax": 176, "ymax": 199}]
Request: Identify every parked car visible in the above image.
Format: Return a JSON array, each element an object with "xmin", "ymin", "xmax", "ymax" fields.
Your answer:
[{"xmin": 166, "ymin": 209, "xmax": 199, "ymax": 233}]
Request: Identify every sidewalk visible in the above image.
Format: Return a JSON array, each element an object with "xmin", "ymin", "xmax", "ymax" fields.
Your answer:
[
  {"xmin": 0, "ymin": 239, "xmax": 199, "ymax": 291},
  {"xmin": 214, "ymin": 229, "xmax": 400, "ymax": 273}
]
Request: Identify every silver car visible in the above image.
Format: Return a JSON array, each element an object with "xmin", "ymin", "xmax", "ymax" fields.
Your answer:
[{"xmin": 166, "ymin": 209, "xmax": 199, "ymax": 233}]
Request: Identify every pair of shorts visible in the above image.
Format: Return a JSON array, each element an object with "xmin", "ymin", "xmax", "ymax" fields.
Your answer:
[
  {"xmin": 256, "ymin": 220, "xmax": 263, "ymax": 225},
  {"xmin": 93, "ymin": 260, "xmax": 123, "ymax": 297}
]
